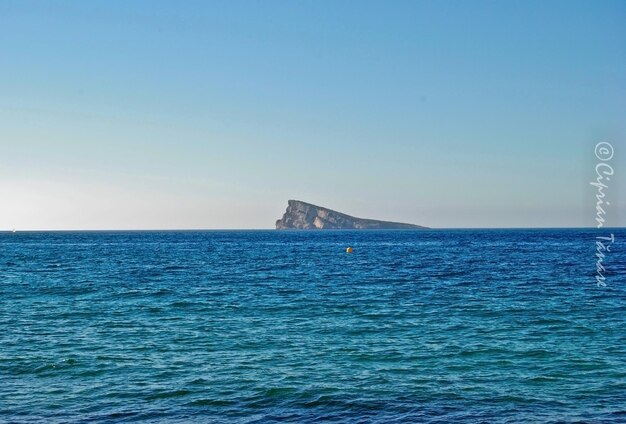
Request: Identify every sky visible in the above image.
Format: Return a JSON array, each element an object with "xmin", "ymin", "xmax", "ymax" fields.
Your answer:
[{"xmin": 1, "ymin": 0, "xmax": 625, "ymax": 229}]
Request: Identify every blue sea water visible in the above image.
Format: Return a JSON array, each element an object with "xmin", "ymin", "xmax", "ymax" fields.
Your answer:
[{"xmin": 1, "ymin": 229, "xmax": 625, "ymax": 423}]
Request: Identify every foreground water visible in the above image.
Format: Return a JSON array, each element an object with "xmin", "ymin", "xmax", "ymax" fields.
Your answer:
[{"xmin": 1, "ymin": 229, "xmax": 625, "ymax": 423}]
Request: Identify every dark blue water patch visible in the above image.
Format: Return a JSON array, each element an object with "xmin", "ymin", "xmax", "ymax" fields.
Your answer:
[{"xmin": 1, "ymin": 229, "xmax": 625, "ymax": 423}]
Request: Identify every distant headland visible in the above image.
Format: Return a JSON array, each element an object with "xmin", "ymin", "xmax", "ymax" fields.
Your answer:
[{"xmin": 275, "ymin": 200, "xmax": 427, "ymax": 230}]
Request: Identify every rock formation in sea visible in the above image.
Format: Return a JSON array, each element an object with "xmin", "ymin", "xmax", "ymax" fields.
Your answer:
[{"xmin": 275, "ymin": 200, "xmax": 426, "ymax": 230}]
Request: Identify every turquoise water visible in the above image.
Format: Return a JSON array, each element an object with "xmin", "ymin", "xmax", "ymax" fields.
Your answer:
[{"xmin": 1, "ymin": 229, "xmax": 625, "ymax": 423}]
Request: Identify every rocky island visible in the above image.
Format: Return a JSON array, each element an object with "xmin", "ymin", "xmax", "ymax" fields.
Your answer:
[{"xmin": 276, "ymin": 200, "xmax": 426, "ymax": 230}]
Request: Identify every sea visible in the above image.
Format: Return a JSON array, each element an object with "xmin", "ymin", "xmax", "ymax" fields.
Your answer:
[{"xmin": 1, "ymin": 229, "xmax": 625, "ymax": 423}]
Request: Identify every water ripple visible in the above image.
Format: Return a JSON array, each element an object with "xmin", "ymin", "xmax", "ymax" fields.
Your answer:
[{"xmin": 1, "ymin": 229, "xmax": 625, "ymax": 423}]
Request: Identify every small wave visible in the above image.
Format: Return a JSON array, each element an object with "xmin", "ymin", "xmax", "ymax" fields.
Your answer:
[
  {"xmin": 170, "ymin": 301, "xmax": 196, "ymax": 308},
  {"xmin": 525, "ymin": 375, "xmax": 563, "ymax": 384},
  {"xmin": 163, "ymin": 265, "xmax": 187, "ymax": 271},
  {"xmin": 32, "ymin": 358, "xmax": 77, "ymax": 374},
  {"xmin": 146, "ymin": 389, "xmax": 192, "ymax": 400},
  {"xmin": 264, "ymin": 387, "xmax": 298, "ymax": 398},
  {"xmin": 188, "ymin": 398, "xmax": 236, "ymax": 407}
]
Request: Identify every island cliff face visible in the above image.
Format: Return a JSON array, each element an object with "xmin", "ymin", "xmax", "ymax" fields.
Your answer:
[{"xmin": 275, "ymin": 200, "xmax": 426, "ymax": 230}]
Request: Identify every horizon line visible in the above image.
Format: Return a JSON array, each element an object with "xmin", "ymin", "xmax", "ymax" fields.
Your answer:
[{"xmin": 2, "ymin": 226, "xmax": 624, "ymax": 232}]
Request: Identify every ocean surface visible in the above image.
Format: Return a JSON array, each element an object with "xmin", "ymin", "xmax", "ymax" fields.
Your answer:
[{"xmin": 1, "ymin": 229, "xmax": 625, "ymax": 423}]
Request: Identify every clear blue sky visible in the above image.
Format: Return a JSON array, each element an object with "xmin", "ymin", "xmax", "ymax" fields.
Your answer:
[{"xmin": 1, "ymin": 0, "xmax": 624, "ymax": 229}]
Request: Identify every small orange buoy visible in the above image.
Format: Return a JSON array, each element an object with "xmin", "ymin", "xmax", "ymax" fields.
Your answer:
[{"xmin": 346, "ymin": 247, "xmax": 353, "ymax": 253}]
